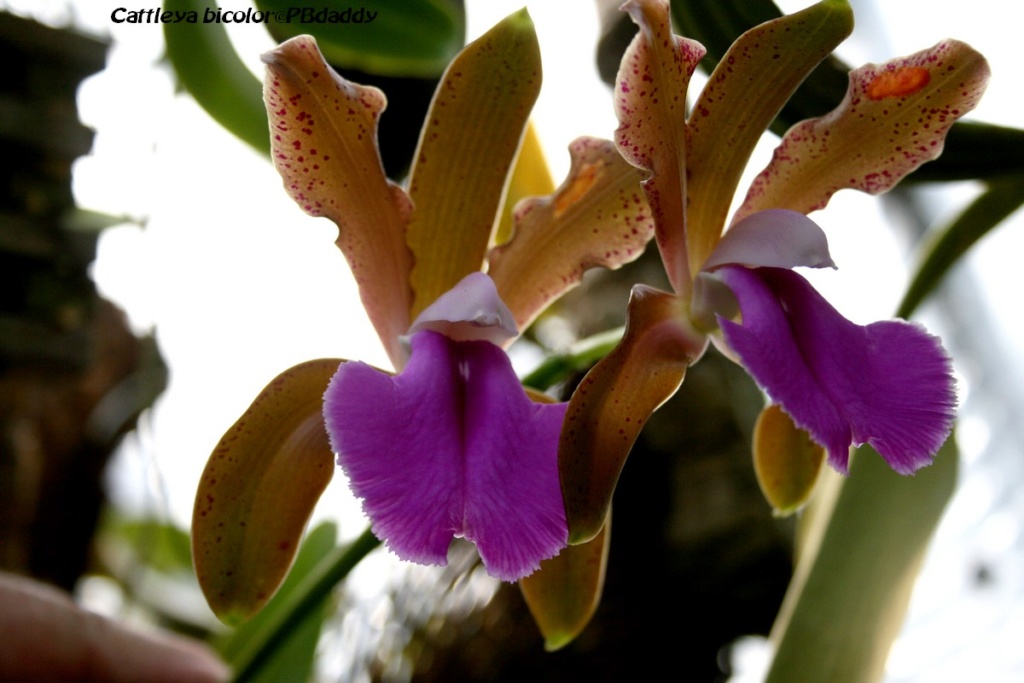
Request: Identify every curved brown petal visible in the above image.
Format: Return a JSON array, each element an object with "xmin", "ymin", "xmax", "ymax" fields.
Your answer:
[
  {"xmin": 192, "ymin": 359, "xmax": 339, "ymax": 624},
  {"xmin": 263, "ymin": 37, "xmax": 413, "ymax": 366},
  {"xmin": 405, "ymin": 9, "xmax": 542, "ymax": 318},
  {"xmin": 559, "ymin": 286, "xmax": 705, "ymax": 543},
  {"xmin": 685, "ymin": 0, "xmax": 852, "ymax": 271},
  {"xmin": 614, "ymin": 0, "xmax": 705, "ymax": 294},
  {"xmin": 736, "ymin": 39, "xmax": 990, "ymax": 221},
  {"xmin": 520, "ymin": 509, "xmax": 610, "ymax": 651},
  {"xmin": 488, "ymin": 137, "xmax": 654, "ymax": 331}
]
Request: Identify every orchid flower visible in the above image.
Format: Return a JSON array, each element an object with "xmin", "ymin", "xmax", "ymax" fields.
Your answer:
[
  {"xmin": 560, "ymin": 0, "xmax": 989, "ymax": 540},
  {"xmin": 323, "ymin": 272, "xmax": 570, "ymax": 581},
  {"xmin": 192, "ymin": 9, "xmax": 655, "ymax": 624}
]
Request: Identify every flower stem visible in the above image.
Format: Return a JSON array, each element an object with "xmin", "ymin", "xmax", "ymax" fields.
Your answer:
[
  {"xmin": 231, "ymin": 527, "xmax": 381, "ymax": 683},
  {"xmin": 521, "ymin": 327, "xmax": 624, "ymax": 391}
]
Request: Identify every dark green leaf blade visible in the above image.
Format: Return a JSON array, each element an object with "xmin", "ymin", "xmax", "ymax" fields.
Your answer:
[
  {"xmin": 898, "ymin": 176, "xmax": 1024, "ymax": 318},
  {"xmin": 255, "ymin": 0, "xmax": 465, "ymax": 78},
  {"xmin": 163, "ymin": 0, "xmax": 269, "ymax": 154},
  {"xmin": 219, "ymin": 522, "xmax": 338, "ymax": 683}
]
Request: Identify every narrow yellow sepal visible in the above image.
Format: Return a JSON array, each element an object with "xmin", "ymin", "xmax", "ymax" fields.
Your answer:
[{"xmin": 405, "ymin": 8, "xmax": 542, "ymax": 318}]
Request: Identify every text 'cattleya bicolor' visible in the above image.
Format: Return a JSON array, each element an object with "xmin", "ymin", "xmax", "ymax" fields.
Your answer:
[{"xmin": 559, "ymin": 0, "xmax": 987, "ymax": 540}]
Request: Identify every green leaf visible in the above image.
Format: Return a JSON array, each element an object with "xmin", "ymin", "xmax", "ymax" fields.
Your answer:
[
  {"xmin": 163, "ymin": 0, "xmax": 269, "ymax": 155},
  {"xmin": 192, "ymin": 359, "xmax": 338, "ymax": 625},
  {"xmin": 898, "ymin": 176, "xmax": 1024, "ymax": 318},
  {"xmin": 405, "ymin": 8, "xmax": 542, "ymax": 318},
  {"xmin": 909, "ymin": 121, "xmax": 1024, "ymax": 183},
  {"xmin": 219, "ymin": 522, "xmax": 337, "ymax": 683},
  {"xmin": 101, "ymin": 515, "xmax": 194, "ymax": 574},
  {"xmin": 767, "ymin": 437, "xmax": 958, "ymax": 682},
  {"xmin": 62, "ymin": 208, "xmax": 139, "ymax": 234},
  {"xmin": 256, "ymin": 0, "xmax": 465, "ymax": 78},
  {"xmin": 671, "ymin": 0, "xmax": 780, "ymax": 60},
  {"xmin": 229, "ymin": 528, "xmax": 381, "ymax": 683},
  {"xmin": 521, "ymin": 327, "xmax": 624, "ymax": 392}
]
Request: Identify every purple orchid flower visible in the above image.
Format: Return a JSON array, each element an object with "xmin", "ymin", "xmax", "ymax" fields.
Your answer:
[
  {"xmin": 324, "ymin": 273, "xmax": 569, "ymax": 581},
  {"xmin": 193, "ymin": 7, "xmax": 657, "ymax": 622},
  {"xmin": 560, "ymin": 0, "xmax": 988, "ymax": 540},
  {"xmin": 695, "ymin": 210, "xmax": 955, "ymax": 476},
  {"xmin": 253, "ymin": 14, "xmax": 653, "ymax": 583}
]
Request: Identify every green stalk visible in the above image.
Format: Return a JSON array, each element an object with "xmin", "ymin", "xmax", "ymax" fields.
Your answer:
[
  {"xmin": 898, "ymin": 176, "xmax": 1024, "ymax": 319},
  {"xmin": 231, "ymin": 528, "xmax": 381, "ymax": 683},
  {"xmin": 521, "ymin": 328, "xmax": 624, "ymax": 391}
]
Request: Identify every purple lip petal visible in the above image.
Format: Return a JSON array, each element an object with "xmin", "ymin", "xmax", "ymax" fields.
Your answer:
[
  {"xmin": 324, "ymin": 333, "xmax": 461, "ymax": 566},
  {"xmin": 702, "ymin": 210, "xmax": 836, "ymax": 272},
  {"xmin": 458, "ymin": 338, "xmax": 569, "ymax": 580},
  {"xmin": 323, "ymin": 330, "xmax": 567, "ymax": 581},
  {"xmin": 716, "ymin": 266, "xmax": 956, "ymax": 474},
  {"xmin": 407, "ymin": 272, "xmax": 519, "ymax": 345}
]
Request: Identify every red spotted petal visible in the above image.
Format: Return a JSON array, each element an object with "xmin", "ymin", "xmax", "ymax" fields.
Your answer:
[
  {"xmin": 736, "ymin": 40, "xmax": 989, "ymax": 221},
  {"xmin": 263, "ymin": 36, "xmax": 413, "ymax": 365}
]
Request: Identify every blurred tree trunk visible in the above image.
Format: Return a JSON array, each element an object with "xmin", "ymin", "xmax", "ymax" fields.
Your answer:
[{"xmin": 0, "ymin": 12, "xmax": 164, "ymax": 590}]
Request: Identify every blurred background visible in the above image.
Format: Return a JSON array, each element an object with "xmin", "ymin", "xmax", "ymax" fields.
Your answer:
[{"xmin": 1, "ymin": 0, "xmax": 1022, "ymax": 680}]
